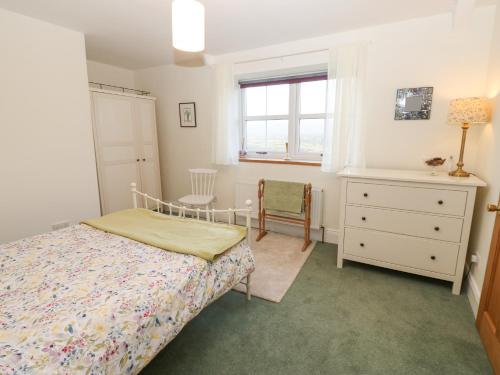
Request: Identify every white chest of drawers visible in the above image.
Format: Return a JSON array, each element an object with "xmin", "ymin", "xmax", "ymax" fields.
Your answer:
[{"xmin": 337, "ymin": 168, "xmax": 486, "ymax": 295}]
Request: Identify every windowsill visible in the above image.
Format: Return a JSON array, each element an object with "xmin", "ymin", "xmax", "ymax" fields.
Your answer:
[{"xmin": 239, "ymin": 157, "xmax": 321, "ymax": 167}]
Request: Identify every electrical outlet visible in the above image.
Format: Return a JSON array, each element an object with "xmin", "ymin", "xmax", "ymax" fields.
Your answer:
[
  {"xmin": 52, "ymin": 221, "xmax": 70, "ymax": 231},
  {"xmin": 471, "ymin": 254, "xmax": 480, "ymax": 263}
]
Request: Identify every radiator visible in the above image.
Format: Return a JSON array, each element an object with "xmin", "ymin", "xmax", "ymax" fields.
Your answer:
[{"xmin": 235, "ymin": 182, "xmax": 324, "ymax": 230}]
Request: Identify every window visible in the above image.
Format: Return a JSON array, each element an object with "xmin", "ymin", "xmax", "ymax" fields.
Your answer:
[{"xmin": 241, "ymin": 73, "xmax": 328, "ymax": 161}]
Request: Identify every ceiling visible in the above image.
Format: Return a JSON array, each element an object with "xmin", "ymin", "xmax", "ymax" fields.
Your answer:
[{"xmin": 0, "ymin": 0, "xmax": 493, "ymax": 69}]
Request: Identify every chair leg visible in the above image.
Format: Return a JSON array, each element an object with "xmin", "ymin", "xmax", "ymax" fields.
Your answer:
[{"xmin": 205, "ymin": 205, "xmax": 210, "ymax": 222}]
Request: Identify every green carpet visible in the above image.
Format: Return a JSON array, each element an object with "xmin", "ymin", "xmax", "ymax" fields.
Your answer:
[{"xmin": 141, "ymin": 242, "xmax": 493, "ymax": 375}]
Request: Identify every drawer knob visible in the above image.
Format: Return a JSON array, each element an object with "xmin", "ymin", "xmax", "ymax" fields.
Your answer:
[
  {"xmin": 363, "ymin": 193, "xmax": 368, "ymax": 198},
  {"xmin": 438, "ymin": 200, "xmax": 444, "ymax": 205},
  {"xmin": 136, "ymin": 159, "xmax": 140, "ymax": 162},
  {"xmin": 362, "ymin": 216, "xmax": 366, "ymax": 221},
  {"xmin": 360, "ymin": 243, "xmax": 365, "ymax": 247},
  {"xmin": 430, "ymin": 255, "xmax": 436, "ymax": 260},
  {"xmin": 434, "ymin": 226, "xmax": 440, "ymax": 231}
]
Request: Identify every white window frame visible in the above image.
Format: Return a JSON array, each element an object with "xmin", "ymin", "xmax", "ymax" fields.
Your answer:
[{"xmin": 241, "ymin": 79, "xmax": 327, "ymax": 161}]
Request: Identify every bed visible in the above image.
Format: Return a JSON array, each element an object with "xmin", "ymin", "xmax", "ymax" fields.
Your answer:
[{"xmin": 0, "ymin": 185, "xmax": 255, "ymax": 374}]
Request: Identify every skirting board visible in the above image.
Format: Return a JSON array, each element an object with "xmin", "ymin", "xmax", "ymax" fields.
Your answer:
[
  {"xmin": 466, "ymin": 273, "xmax": 481, "ymax": 318},
  {"xmin": 324, "ymin": 228, "xmax": 338, "ymax": 244}
]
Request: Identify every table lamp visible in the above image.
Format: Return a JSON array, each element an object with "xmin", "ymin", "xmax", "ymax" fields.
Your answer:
[{"xmin": 447, "ymin": 97, "xmax": 491, "ymax": 177}]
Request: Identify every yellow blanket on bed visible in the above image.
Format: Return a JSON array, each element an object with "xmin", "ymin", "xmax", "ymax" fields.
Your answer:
[{"xmin": 82, "ymin": 208, "xmax": 247, "ymax": 261}]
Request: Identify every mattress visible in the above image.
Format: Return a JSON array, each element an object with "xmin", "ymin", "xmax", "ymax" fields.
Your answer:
[{"xmin": 0, "ymin": 224, "xmax": 255, "ymax": 374}]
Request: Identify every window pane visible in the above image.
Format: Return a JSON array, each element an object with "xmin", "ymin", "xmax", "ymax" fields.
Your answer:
[
  {"xmin": 266, "ymin": 84, "xmax": 289, "ymax": 115},
  {"xmin": 246, "ymin": 87, "xmax": 266, "ymax": 116},
  {"xmin": 299, "ymin": 119, "xmax": 324, "ymax": 153},
  {"xmin": 300, "ymin": 80, "xmax": 327, "ymax": 114},
  {"xmin": 266, "ymin": 120, "xmax": 288, "ymax": 152},
  {"xmin": 246, "ymin": 120, "xmax": 266, "ymax": 151}
]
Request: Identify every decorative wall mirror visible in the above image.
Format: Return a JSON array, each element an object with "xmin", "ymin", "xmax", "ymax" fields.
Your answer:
[{"xmin": 394, "ymin": 87, "xmax": 433, "ymax": 120}]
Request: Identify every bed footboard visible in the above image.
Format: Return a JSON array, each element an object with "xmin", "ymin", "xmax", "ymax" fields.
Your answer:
[{"xmin": 130, "ymin": 182, "xmax": 254, "ymax": 300}]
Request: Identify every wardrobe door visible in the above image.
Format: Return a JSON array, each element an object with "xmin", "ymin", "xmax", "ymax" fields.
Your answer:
[
  {"xmin": 92, "ymin": 92, "xmax": 142, "ymax": 214},
  {"xmin": 135, "ymin": 98, "xmax": 162, "ymax": 209}
]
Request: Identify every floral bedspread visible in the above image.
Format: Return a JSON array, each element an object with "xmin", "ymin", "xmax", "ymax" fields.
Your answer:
[{"xmin": 0, "ymin": 224, "xmax": 255, "ymax": 374}]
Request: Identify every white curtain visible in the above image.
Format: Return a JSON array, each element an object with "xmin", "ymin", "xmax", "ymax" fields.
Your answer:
[
  {"xmin": 212, "ymin": 63, "xmax": 240, "ymax": 165},
  {"xmin": 322, "ymin": 43, "xmax": 368, "ymax": 173}
]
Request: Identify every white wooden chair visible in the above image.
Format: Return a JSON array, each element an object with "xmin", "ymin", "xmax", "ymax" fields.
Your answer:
[{"xmin": 178, "ymin": 169, "xmax": 217, "ymax": 220}]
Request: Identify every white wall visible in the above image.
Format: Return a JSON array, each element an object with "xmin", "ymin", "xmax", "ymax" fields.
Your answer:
[
  {"xmin": 134, "ymin": 65, "xmax": 213, "ymax": 203},
  {"xmin": 135, "ymin": 6, "xmax": 495, "ymax": 240},
  {"xmin": 0, "ymin": 9, "xmax": 100, "ymax": 243},
  {"xmin": 217, "ymin": 7, "xmax": 494, "ymax": 171},
  {"xmin": 87, "ymin": 60, "xmax": 136, "ymax": 88},
  {"xmin": 467, "ymin": 0, "xmax": 500, "ymax": 315}
]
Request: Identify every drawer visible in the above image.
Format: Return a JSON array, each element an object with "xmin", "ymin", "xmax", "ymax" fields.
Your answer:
[
  {"xmin": 346, "ymin": 182, "xmax": 467, "ymax": 216},
  {"xmin": 345, "ymin": 205, "xmax": 464, "ymax": 242},
  {"xmin": 343, "ymin": 228, "xmax": 459, "ymax": 275}
]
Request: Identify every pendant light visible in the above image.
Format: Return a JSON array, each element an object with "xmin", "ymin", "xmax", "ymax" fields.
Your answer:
[{"xmin": 172, "ymin": 0, "xmax": 205, "ymax": 52}]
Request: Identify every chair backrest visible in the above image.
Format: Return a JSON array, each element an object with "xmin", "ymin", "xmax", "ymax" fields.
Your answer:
[{"xmin": 189, "ymin": 168, "xmax": 217, "ymax": 197}]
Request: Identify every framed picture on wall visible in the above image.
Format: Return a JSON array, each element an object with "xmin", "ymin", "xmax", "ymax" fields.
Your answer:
[{"xmin": 179, "ymin": 102, "xmax": 197, "ymax": 127}]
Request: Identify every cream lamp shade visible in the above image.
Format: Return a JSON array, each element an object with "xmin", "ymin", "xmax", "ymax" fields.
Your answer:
[
  {"xmin": 447, "ymin": 97, "xmax": 491, "ymax": 125},
  {"xmin": 172, "ymin": 0, "xmax": 205, "ymax": 52},
  {"xmin": 447, "ymin": 97, "xmax": 492, "ymax": 177}
]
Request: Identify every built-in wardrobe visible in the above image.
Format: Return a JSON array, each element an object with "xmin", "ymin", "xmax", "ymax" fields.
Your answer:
[{"xmin": 90, "ymin": 89, "xmax": 162, "ymax": 214}]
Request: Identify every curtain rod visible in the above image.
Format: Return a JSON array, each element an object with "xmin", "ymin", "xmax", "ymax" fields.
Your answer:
[
  {"xmin": 233, "ymin": 48, "xmax": 329, "ymax": 65},
  {"xmin": 89, "ymin": 81, "xmax": 150, "ymax": 96}
]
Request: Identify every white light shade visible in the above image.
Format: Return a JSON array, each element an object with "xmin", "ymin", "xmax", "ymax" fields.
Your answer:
[
  {"xmin": 172, "ymin": 0, "xmax": 205, "ymax": 52},
  {"xmin": 447, "ymin": 97, "xmax": 491, "ymax": 125}
]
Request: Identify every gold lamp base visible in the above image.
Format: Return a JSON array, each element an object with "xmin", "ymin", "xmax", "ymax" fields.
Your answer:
[
  {"xmin": 449, "ymin": 122, "xmax": 471, "ymax": 178},
  {"xmin": 449, "ymin": 167, "xmax": 470, "ymax": 177}
]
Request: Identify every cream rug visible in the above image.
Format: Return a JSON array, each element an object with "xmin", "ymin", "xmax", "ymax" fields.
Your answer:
[{"xmin": 234, "ymin": 231, "xmax": 315, "ymax": 303}]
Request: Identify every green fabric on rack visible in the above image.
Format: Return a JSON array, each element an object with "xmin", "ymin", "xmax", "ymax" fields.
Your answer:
[{"xmin": 263, "ymin": 180, "xmax": 305, "ymax": 214}]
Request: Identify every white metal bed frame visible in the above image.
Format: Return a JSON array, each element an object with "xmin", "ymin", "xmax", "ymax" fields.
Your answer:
[{"xmin": 130, "ymin": 182, "xmax": 253, "ymax": 300}]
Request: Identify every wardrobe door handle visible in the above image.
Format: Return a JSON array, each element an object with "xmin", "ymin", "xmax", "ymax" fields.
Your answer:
[
  {"xmin": 360, "ymin": 243, "xmax": 365, "ymax": 247},
  {"xmin": 434, "ymin": 226, "xmax": 440, "ymax": 231},
  {"xmin": 430, "ymin": 255, "xmax": 436, "ymax": 261},
  {"xmin": 438, "ymin": 200, "xmax": 444, "ymax": 205},
  {"xmin": 362, "ymin": 217, "xmax": 366, "ymax": 221},
  {"xmin": 363, "ymin": 193, "xmax": 368, "ymax": 198}
]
